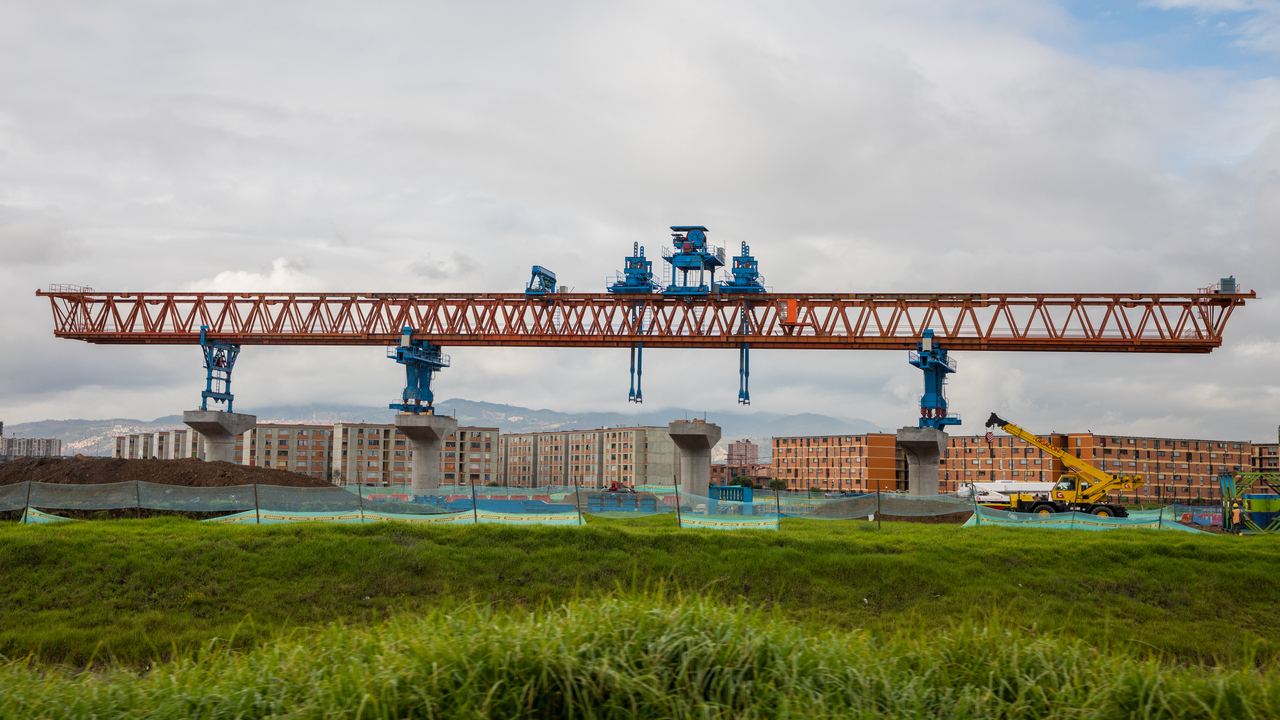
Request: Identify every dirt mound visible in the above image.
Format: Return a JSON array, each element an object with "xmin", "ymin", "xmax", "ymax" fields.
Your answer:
[
  {"xmin": 0, "ymin": 456, "xmax": 332, "ymax": 488},
  {"xmin": 879, "ymin": 511, "xmax": 973, "ymax": 525}
]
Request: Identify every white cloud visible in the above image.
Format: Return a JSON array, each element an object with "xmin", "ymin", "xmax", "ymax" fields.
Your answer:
[
  {"xmin": 187, "ymin": 258, "xmax": 323, "ymax": 293},
  {"xmin": 0, "ymin": 0, "xmax": 1278, "ymax": 442}
]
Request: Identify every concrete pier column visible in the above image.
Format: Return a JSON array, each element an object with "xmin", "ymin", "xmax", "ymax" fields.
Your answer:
[
  {"xmin": 395, "ymin": 413, "xmax": 458, "ymax": 496},
  {"xmin": 183, "ymin": 410, "xmax": 257, "ymax": 463},
  {"xmin": 668, "ymin": 420, "xmax": 722, "ymax": 498},
  {"xmin": 896, "ymin": 427, "xmax": 949, "ymax": 496}
]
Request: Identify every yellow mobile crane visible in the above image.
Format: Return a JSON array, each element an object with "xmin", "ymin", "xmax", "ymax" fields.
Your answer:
[{"xmin": 984, "ymin": 413, "xmax": 1145, "ymax": 518}]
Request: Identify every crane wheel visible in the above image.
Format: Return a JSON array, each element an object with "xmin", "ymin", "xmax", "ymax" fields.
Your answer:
[
  {"xmin": 1091, "ymin": 507, "xmax": 1112, "ymax": 517},
  {"xmin": 1033, "ymin": 504, "xmax": 1055, "ymax": 517}
]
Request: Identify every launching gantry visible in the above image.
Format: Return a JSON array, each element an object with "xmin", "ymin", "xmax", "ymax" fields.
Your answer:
[{"xmin": 38, "ymin": 232, "xmax": 1252, "ymax": 431}]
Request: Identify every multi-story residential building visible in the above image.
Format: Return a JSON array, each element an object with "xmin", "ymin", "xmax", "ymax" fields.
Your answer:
[
  {"xmin": 244, "ymin": 424, "xmax": 336, "ymax": 480},
  {"xmin": 115, "ymin": 421, "xmax": 497, "ymax": 486},
  {"xmin": 115, "ymin": 429, "xmax": 202, "ymax": 461},
  {"xmin": 497, "ymin": 426, "xmax": 679, "ymax": 488},
  {"xmin": 710, "ymin": 462, "xmax": 772, "ymax": 486},
  {"xmin": 726, "ymin": 439, "xmax": 758, "ymax": 467},
  {"xmin": 1, "ymin": 437, "xmax": 62, "ymax": 457},
  {"xmin": 331, "ymin": 422, "xmax": 498, "ymax": 486},
  {"xmin": 1251, "ymin": 443, "xmax": 1279, "ymax": 473},
  {"xmin": 771, "ymin": 434, "xmax": 903, "ymax": 492}
]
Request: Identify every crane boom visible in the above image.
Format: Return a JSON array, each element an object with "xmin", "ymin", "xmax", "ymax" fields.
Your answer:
[{"xmin": 984, "ymin": 412, "xmax": 1144, "ymax": 515}]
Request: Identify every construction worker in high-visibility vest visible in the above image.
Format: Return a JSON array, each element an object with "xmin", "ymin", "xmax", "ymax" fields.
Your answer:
[{"xmin": 1231, "ymin": 503, "xmax": 1243, "ymax": 535}]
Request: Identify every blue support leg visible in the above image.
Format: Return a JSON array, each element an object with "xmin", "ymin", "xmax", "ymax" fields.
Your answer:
[
  {"xmin": 634, "ymin": 342, "xmax": 644, "ymax": 403},
  {"xmin": 738, "ymin": 343, "xmax": 750, "ymax": 405},
  {"xmin": 628, "ymin": 344, "xmax": 637, "ymax": 402}
]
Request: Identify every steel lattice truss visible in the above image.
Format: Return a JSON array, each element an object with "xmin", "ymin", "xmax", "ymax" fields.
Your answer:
[{"xmin": 36, "ymin": 290, "xmax": 1252, "ymax": 352}]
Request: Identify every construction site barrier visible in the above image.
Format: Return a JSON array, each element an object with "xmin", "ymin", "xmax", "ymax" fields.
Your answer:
[
  {"xmin": 962, "ymin": 505, "xmax": 1206, "ymax": 532},
  {"xmin": 0, "ymin": 481, "xmax": 1240, "ymax": 533}
]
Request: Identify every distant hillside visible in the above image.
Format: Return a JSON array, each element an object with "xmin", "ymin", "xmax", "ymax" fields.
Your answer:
[{"xmin": 5, "ymin": 400, "xmax": 888, "ymax": 460}]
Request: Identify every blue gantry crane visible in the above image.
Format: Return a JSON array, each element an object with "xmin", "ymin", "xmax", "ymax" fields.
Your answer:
[
  {"xmin": 388, "ymin": 327, "xmax": 451, "ymax": 414},
  {"xmin": 607, "ymin": 243, "xmax": 660, "ymax": 402},
  {"xmin": 909, "ymin": 329, "xmax": 961, "ymax": 430},
  {"xmin": 608, "ymin": 228, "xmax": 768, "ymax": 404},
  {"xmin": 199, "ymin": 325, "xmax": 240, "ymax": 412}
]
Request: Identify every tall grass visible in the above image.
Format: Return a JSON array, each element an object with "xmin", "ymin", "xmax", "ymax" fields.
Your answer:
[
  {"xmin": 1, "ymin": 516, "xmax": 1277, "ymax": 666},
  {"xmin": 2, "ymin": 596, "xmax": 1277, "ymax": 719}
]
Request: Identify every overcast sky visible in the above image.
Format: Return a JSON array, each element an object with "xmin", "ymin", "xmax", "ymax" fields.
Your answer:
[{"xmin": 1, "ymin": 0, "xmax": 1278, "ymax": 441}]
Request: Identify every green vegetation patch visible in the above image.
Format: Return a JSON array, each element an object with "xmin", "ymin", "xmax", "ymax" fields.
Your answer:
[
  {"xmin": 0, "ymin": 516, "xmax": 1277, "ymax": 666},
  {"xmin": 3, "ymin": 597, "xmax": 1278, "ymax": 719}
]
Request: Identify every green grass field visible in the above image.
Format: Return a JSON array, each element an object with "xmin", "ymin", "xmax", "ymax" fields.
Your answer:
[
  {"xmin": 1, "ymin": 515, "xmax": 1277, "ymax": 668},
  {"xmin": 3, "ymin": 596, "xmax": 1278, "ymax": 719}
]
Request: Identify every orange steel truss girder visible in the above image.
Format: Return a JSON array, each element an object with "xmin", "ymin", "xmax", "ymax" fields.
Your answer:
[{"xmin": 35, "ymin": 290, "xmax": 1253, "ymax": 353}]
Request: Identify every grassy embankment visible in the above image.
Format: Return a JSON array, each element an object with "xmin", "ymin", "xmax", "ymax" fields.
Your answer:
[
  {"xmin": 3, "ymin": 596, "xmax": 1278, "ymax": 719},
  {"xmin": 1, "ymin": 514, "xmax": 1277, "ymax": 668}
]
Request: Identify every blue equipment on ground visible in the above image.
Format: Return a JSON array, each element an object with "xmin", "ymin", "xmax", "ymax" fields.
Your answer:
[
  {"xmin": 388, "ymin": 327, "xmax": 450, "ymax": 414},
  {"xmin": 199, "ymin": 325, "xmax": 241, "ymax": 412},
  {"xmin": 526, "ymin": 265, "xmax": 558, "ymax": 298},
  {"xmin": 710, "ymin": 485, "xmax": 754, "ymax": 502},
  {"xmin": 662, "ymin": 226, "xmax": 725, "ymax": 296},
  {"xmin": 910, "ymin": 329, "xmax": 961, "ymax": 430}
]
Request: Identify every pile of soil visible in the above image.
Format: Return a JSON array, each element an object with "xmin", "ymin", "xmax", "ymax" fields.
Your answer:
[
  {"xmin": 878, "ymin": 511, "xmax": 974, "ymax": 525},
  {"xmin": 0, "ymin": 456, "xmax": 331, "ymax": 488}
]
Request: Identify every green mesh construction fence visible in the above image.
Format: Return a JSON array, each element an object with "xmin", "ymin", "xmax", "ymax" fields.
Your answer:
[
  {"xmin": 674, "ymin": 492, "xmax": 779, "ymax": 530},
  {"xmin": 0, "ymin": 482, "xmax": 29, "ymax": 512},
  {"xmin": 962, "ymin": 505, "xmax": 1207, "ymax": 532},
  {"xmin": 27, "ymin": 481, "xmax": 139, "ymax": 510},
  {"xmin": 0, "ymin": 480, "xmax": 1223, "ymax": 533}
]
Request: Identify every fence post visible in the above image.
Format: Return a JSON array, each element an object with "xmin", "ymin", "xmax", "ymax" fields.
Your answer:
[
  {"xmin": 572, "ymin": 474, "xmax": 584, "ymax": 526},
  {"xmin": 23, "ymin": 481, "xmax": 31, "ymax": 525},
  {"xmin": 876, "ymin": 487, "xmax": 882, "ymax": 530},
  {"xmin": 358, "ymin": 484, "xmax": 365, "ymax": 523},
  {"xmin": 672, "ymin": 475, "xmax": 683, "ymax": 529},
  {"xmin": 1158, "ymin": 505, "xmax": 1164, "ymax": 530},
  {"xmin": 135, "ymin": 481, "xmax": 142, "ymax": 520},
  {"xmin": 471, "ymin": 482, "xmax": 479, "ymax": 526},
  {"xmin": 253, "ymin": 483, "xmax": 260, "ymax": 525},
  {"xmin": 774, "ymin": 488, "xmax": 781, "ymax": 527}
]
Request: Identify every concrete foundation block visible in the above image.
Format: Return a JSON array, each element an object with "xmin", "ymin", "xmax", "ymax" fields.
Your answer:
[
  {"xmin": 395, "ymin": 413, "xmax": 458, "ymax": 495},
  {"xmin": 668, "ymin": 420, "xmax": 722, "ymax": 498},
  {"xmin": 896, "ymin": 426, "xmax": 949, "ymax": 496},
  {"xmin": 183, "ymin": 411, "xmax": 257, "ymax": 464}
]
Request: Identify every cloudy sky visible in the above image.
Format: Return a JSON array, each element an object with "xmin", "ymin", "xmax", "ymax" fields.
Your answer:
[{"xmin": 1, "ymin": 0, "xmax": 1278, "ymax": 441}]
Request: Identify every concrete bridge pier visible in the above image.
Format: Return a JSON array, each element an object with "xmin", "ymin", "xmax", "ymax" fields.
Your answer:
[
  {"xmin": 183, "ymin": 410, "xmax": 257, "ymax": 463},
  {"xmin": 896, "ymin": 426, "xmax": 949, "ymax": 496},
  {"xmin": 395, "ymin": 413, "xmax": 458, "ymax": 496},
  {"xmin": 668, "ymin": 420, "xmax": 722, "ymax": 499}
]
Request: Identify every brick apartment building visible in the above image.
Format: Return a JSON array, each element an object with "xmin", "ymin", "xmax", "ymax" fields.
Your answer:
[
  {"xmin": 772, "ymin": 433, "xmax": 904, "ymax": 492},
  {"xmin": 710, "ymin": 463, "xmax": 772, "ymax": 485},
  {"xmin": 497, "ymin": 426, "xmax": 679, "ymax": 488},
  {"xmin": 773, "ymin": 429, "xmax": 1258, "ymax": 502},
  {"xmin": 1251, "ymin": 442, "xmax": 1279, "ymax": 473}
]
